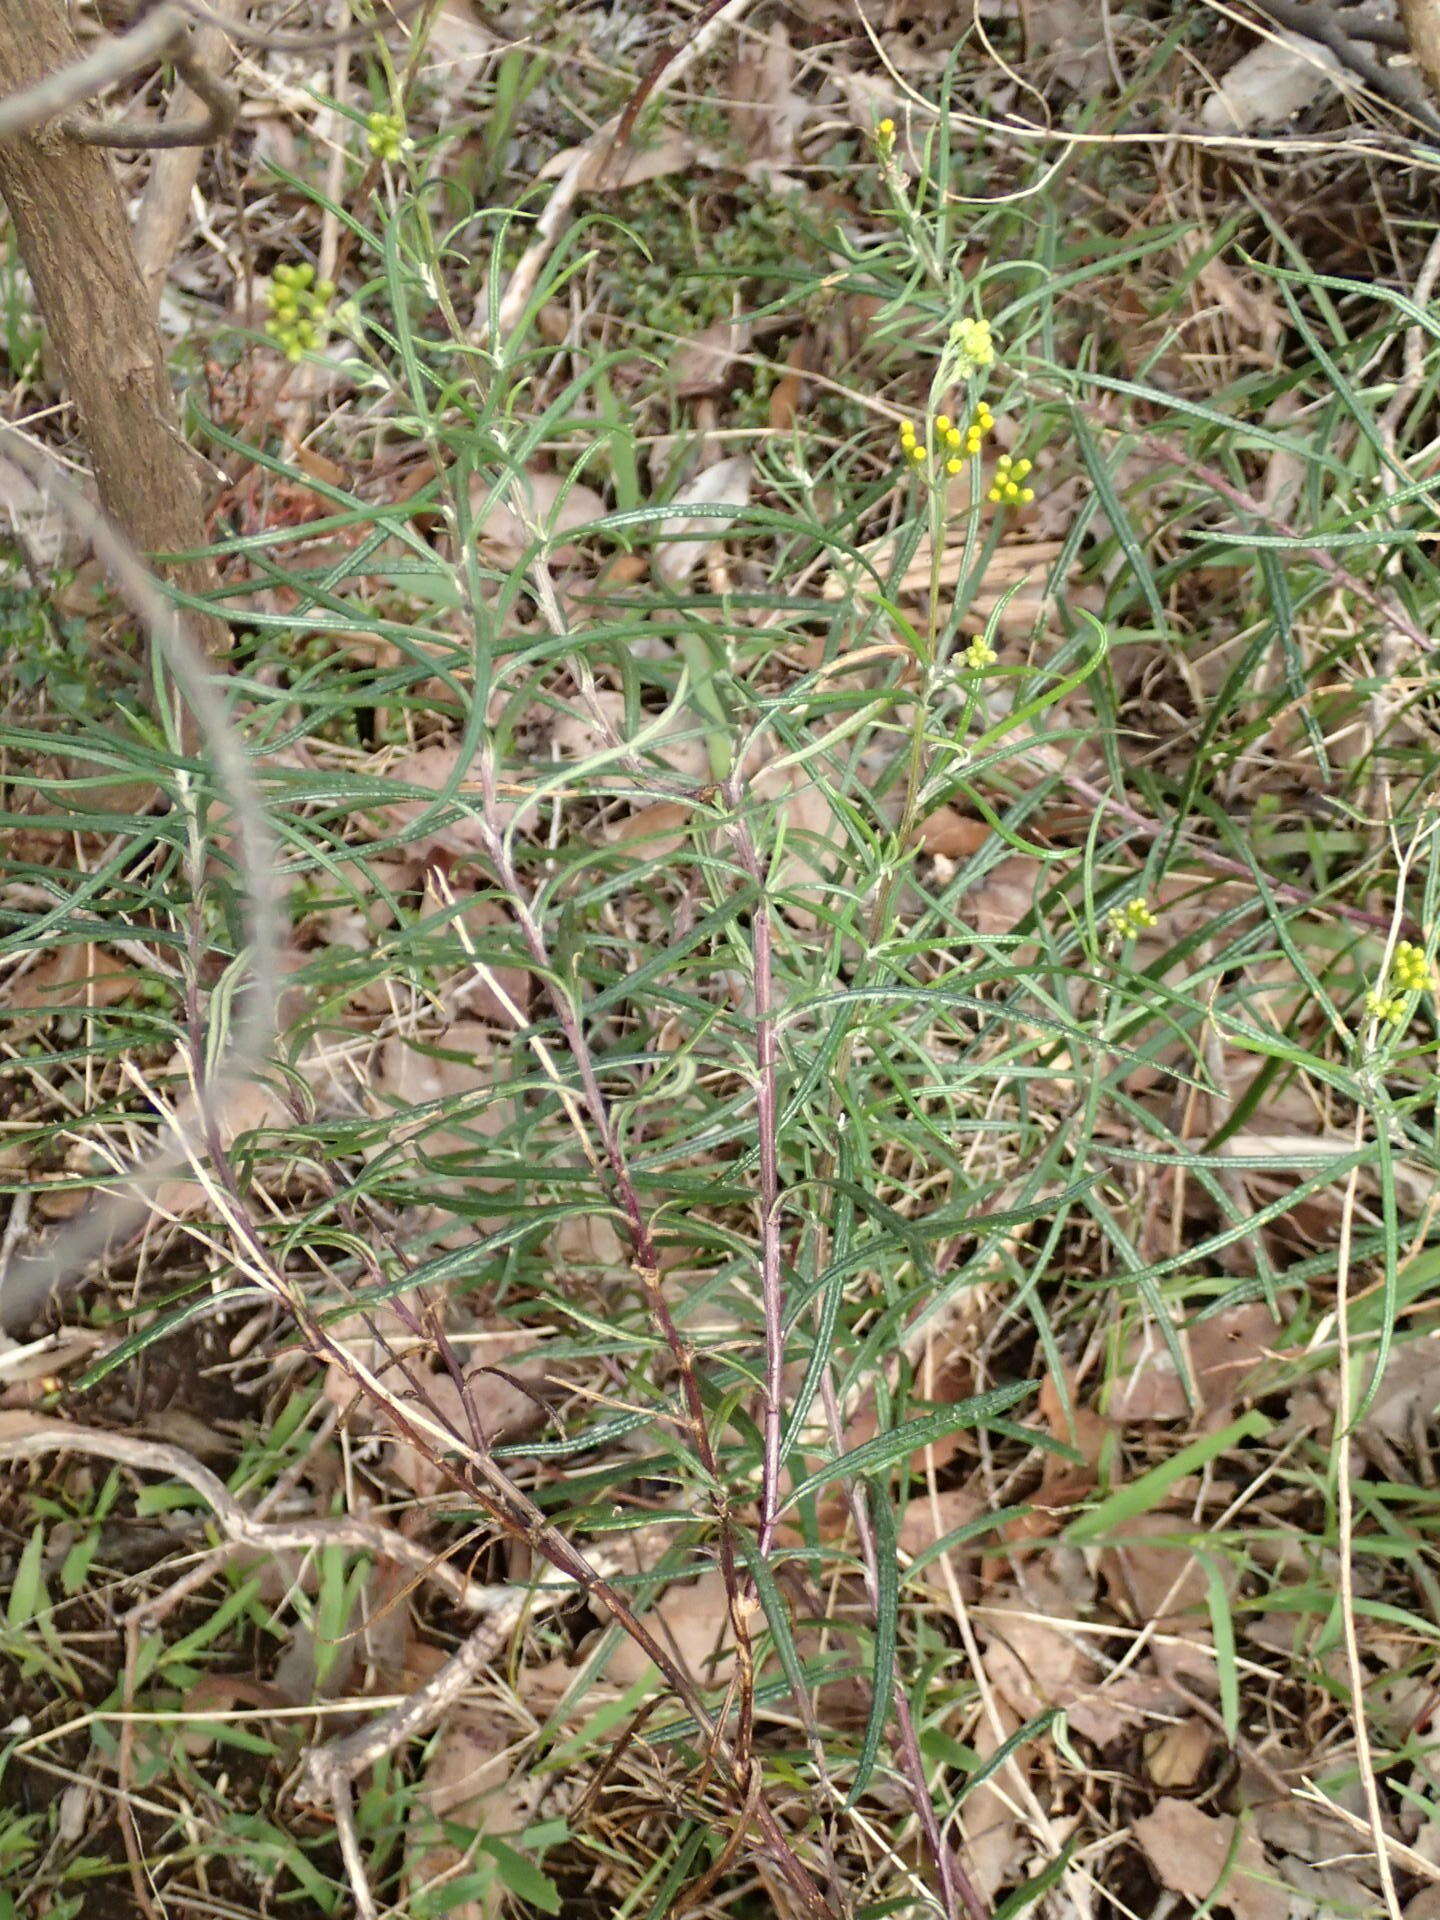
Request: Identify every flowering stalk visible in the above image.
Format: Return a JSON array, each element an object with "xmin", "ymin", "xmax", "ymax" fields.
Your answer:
[{"xmin": 723, "ymin": 790, "xmax": 787, "ymax": 1556}]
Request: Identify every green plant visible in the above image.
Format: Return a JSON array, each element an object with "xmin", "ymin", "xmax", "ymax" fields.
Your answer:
[{"xmin": 7, "ymin": 16, "xmax": 1440, "ymax": 1920}]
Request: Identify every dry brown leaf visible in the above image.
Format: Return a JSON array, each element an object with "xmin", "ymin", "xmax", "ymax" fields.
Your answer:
[
  {"xmin": 308, "ymin": 855, "xmax": 410, "ymax": 958},
  {"xmin": 427, "ymin": 0, "xmax": 499, "ymax": 97},
  {"xmin": 547, "ymin": 1210, "xmax": 627, "ymax": 1277},
  {"xmin": 392, "ymin": 1358, "xmax": 546, "ymax": 1498},
  {"xmin": 180, "ymin": 1674, "xmax": 298, "ymax": 1757},
  {"xmin": 916, "ymin": 806, "xmax": 990, "ymax": 860},
  {"xmin": 1068, "ymin": 1669, "xmax": 1194, "ymax": 1747},
  {"xmin": 1101, "ymin": 1511, "xmax": 1212, "ymax": 1624},
  {"xmin": 864, "ymin": 536, "xmax": 1066, "ymax": 602},
  {"xmin": 959, "ymin": 1700, "xmax": 1026, "ymax": 1901},
  {"xmin": 653, "ymin": 456, "xmax": 751, "ymax": 588},
  {"xmin": 671, "ymin": 319, "xmax": 752, "ymax": 396},
  {"xmin": 1105, "ymin": 1303, "xmax": 1279, "ymax": 1424},
  {"xmin": 1133, "ymin": 1799, "xmax": 1287, "ymax": 1920},
  {"xmin": 1354, "ymin": 1337, "xmax": 1440, "ymax": 1446},
  {"xmin": 538, "ymin": 129, "xmax": 718, "ymax": 191},
  {"xmin": 469, "ymin": 467, "xmax": 607, "ymax": 564},
  {"xmin": 607, "ymin": 800, "xmax": 692, "ymax": 858},
  {"xmin": 1191, "ymin": 250, "xmax": 1283, "ymax": 352},
  {"xmin": 768, "ymin": 338, "xmax": 807, "ymax": 433},
  {"xmin": 377, "ymin": 743, "xmax": 538, "ymax": 859},
  {"xmin": 898, "ymin": 1484, "xmax": 988, "ymax": 1596},
  {"xmin": 0, "ymin": 941, "xmax": 140, "ymax": 1016},
  {"xmin": 406, "ymin": 1711, "xmax": 524, "ymax": 1920},
  {"xmin": 152, "ymin": 1074, "xmax": 296, "ymax": 1220},
  {"xmin": 1278, "ymin": 1856, "xmax": 1383, "ymax": 1917},
  {"xmin": 546, "ymin": 686, "xmax": 627, "ymax": 762},
  {"xmin": 1200, "ymin": 32, "xmax": 1346, "ymax": 131},
  {"xmin": 323, "ymin": 1306, "xmax": 548, "ymax": 1498},
  {"xmin": 1024, "ymin": 0, "xmax": 1110, "ymax": 95},
  {"xmin": 749, "ymin": 762, "xmax": 846, "ymax": 931},
  {"xmin": 377, "ymin": 1022, "xmax": 511, "ymax": 1161},
  {"xmin": 983, "ymin": 1605, "xmax": 1092, "ymax": 1724},
  {"xmin": 1246, "ymin": 1752, "xmax": 1369, "ymax": 1864},
  {"xmin": 1038, "ymin": 1371, "xmax": 1111, "ymax": 1470},
  {"xmin": 1144, "ymin": 1717, "xmax": 1214, "ymax": 1789},
  {"xmin": 605, "ymin": 1570, "xmax": 736, "ymax": 1688},
  {"xmin": 976, "ymin": 1576, "xmax": 1148, "ymax": 1748},
  {"xmin": 963, "ymin": 853, "xmax": 1041, "ymax": 938},
  {"xmin": 426, "ymin": 884, "xmax": 531, "ymax": 1027},
  {"xmin": 728, "ymin": 23, "xmax": 801, "ymax": 163}
]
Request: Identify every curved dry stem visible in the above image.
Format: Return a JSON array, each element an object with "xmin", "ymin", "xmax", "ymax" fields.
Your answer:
[
  {"xmin": 0, "ymin": 2, "xmax": 185, "ymax": 139},
  {"xmin": 175, "ymin": 0, "xmax": 429, "ymax": 53},
  {"xmin": 62, "ymin": 39, "xmax": 237, "ymax": 149},
  {"xmin": 0, "ymin": 1412, "xmax": 501, "ymax": 1615},
  {"xmin": 0, "ymin": 430, "xmax": 283, "ymax": 1331}
]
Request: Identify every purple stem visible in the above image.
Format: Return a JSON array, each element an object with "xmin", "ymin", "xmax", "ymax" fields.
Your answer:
[
  {"xmin": 819, "ymin": 1368, "xmax": 989, "ymax": 1920},
  {"xmin": 723, "ymin": 784, "xmax": 786, "ymax": 1554}
]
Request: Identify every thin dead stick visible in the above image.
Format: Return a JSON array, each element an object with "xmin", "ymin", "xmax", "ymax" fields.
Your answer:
[
  {"xmin": 1052, "ymin": 764, "xmax": 1421, "ymax": 940},
  {"xmin": 1243, "ymin": 0, "xmax": 1407, "ymax": 49},
  {"xmin": 1236, "ymin": 0, "xmax": 1440, "ymax": 133},
  {"xmin": 0, "ymin": 1413, "xmax": 504, "ymax": 1615},
  {"xmin": 61, "ymin": 38, "xmax": 237, "ymax": 148},
  {"xmin": 817, "ymin": 1367, "xmax": 985, "ymax": 1920},
  {"xmin": 301, "ymin": 1571, "xmax": 580, "ymax": 1920},
  {"xmin": 0, "ymin": 2, "xmax": 185, "ymax": 140},
  {"xmin": 0, "ymin": 0, "xmax": 421, "ymax": 147},
  {"xmin": 126, "ymin": 1403, "xmax": 343, "ymax": 1629},
  {"xmin": 136, "ymin": 0, "xmax": 250, "ymax": 299},
  {"xmin": 724, "ymin": 790, "xmax": 787, "ymax": 1558},
  {"xmin": 180, "ymin": 1145, "xmax": 831, "ymax": 1917},
  {"xmin": 176, "ymin": 0, "xmax": 429, "ymax": 52},
  {"xmin": 0, "ymin": 432, "xmax": 282, "ymax": 1332},
  {"xmin": 491, "ymin": 0, "xmax": 757, "ymax": 336},
  {"xmin": 301, "ymin": 1564, "xmax": 573, "ymax": 1798},
  {"xmin": 1294, "ymin": 1775, "xmax": 1440, "ymax": 1885},
  {"xmin": 328, "ymin": 1770, "xmax": 379, "ymax": 1920},
  {"xmin": 1334, "ymin": 1105, "xmax": 1405, "ymax": 1920}
]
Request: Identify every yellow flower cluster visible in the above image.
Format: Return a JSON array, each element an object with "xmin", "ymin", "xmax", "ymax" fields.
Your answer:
[
  {"xmin": 877, "ymin": 116, "xmax": 897, "ymax": 154},
  {"xmin": 987, "ymin": 452, "xmax": 1035, "ymax": 506},
  {"xmin": 950, "ymin": 316, "xmax": 995, "ymax": 376},
  {"xmin": 1394, "ymin": 940, "xmax": 1429, "ymax": 992},
  {"xmin": 899, "ymin": 402, "xmax": 996, "ymax": 475},
  {"xmin": 366, "ymin": 110, "xmax": 410, "ymax": 161},
  {"xmin": 962, "ymin": 633, "xmax": 997, "ymax": 671},
  {"xmin": 1367, "ymin": 940, "xmax": 1430, "ymax": 1023},
  {"xmin": 1107, "ymin": 897, "xmax": 1157, "ymax": 941},
  {"xmin": 265, "ymin": 263, "xmax": 335, "ymax": 361}
]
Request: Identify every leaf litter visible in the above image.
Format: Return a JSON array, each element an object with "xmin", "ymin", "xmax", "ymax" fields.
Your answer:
[{"xmin": 4, "ymin": 1, "xmax": 1440, "ymax": 1916}]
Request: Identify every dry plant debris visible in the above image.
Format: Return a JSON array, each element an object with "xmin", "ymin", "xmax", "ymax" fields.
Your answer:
[{"xmin": 3, "ymin": 1, "xmax": 1440, "ymax": 1917}]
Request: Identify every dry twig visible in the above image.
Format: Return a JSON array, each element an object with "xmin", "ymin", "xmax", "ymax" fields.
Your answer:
[
  {"xmin": 0, "ymin": 434, "xmax": 282, "ymax": 1331},
  {"xmin": 491, "ymin": 0, "xmax": 758, "ymax": 336},
  {"xmin": 1240, "ymin": 0, "xmax": 1438, "ymax": 135},
  {"xmin": 0, "ymin": 1412, "xmax": 504, "ymax": 1614},
  {"xmin": 0, "ymin": 2, "xmax": 185, "ymax": 140}
]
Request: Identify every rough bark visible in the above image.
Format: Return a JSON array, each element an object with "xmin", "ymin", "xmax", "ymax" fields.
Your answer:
[
  {"xmin": 1401, "ymin": 0, "xmax": 1440, "ymax": 104},
  {"xmin": 0, "ymin": 0, "xmax": 226, "ymax": 655}
]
